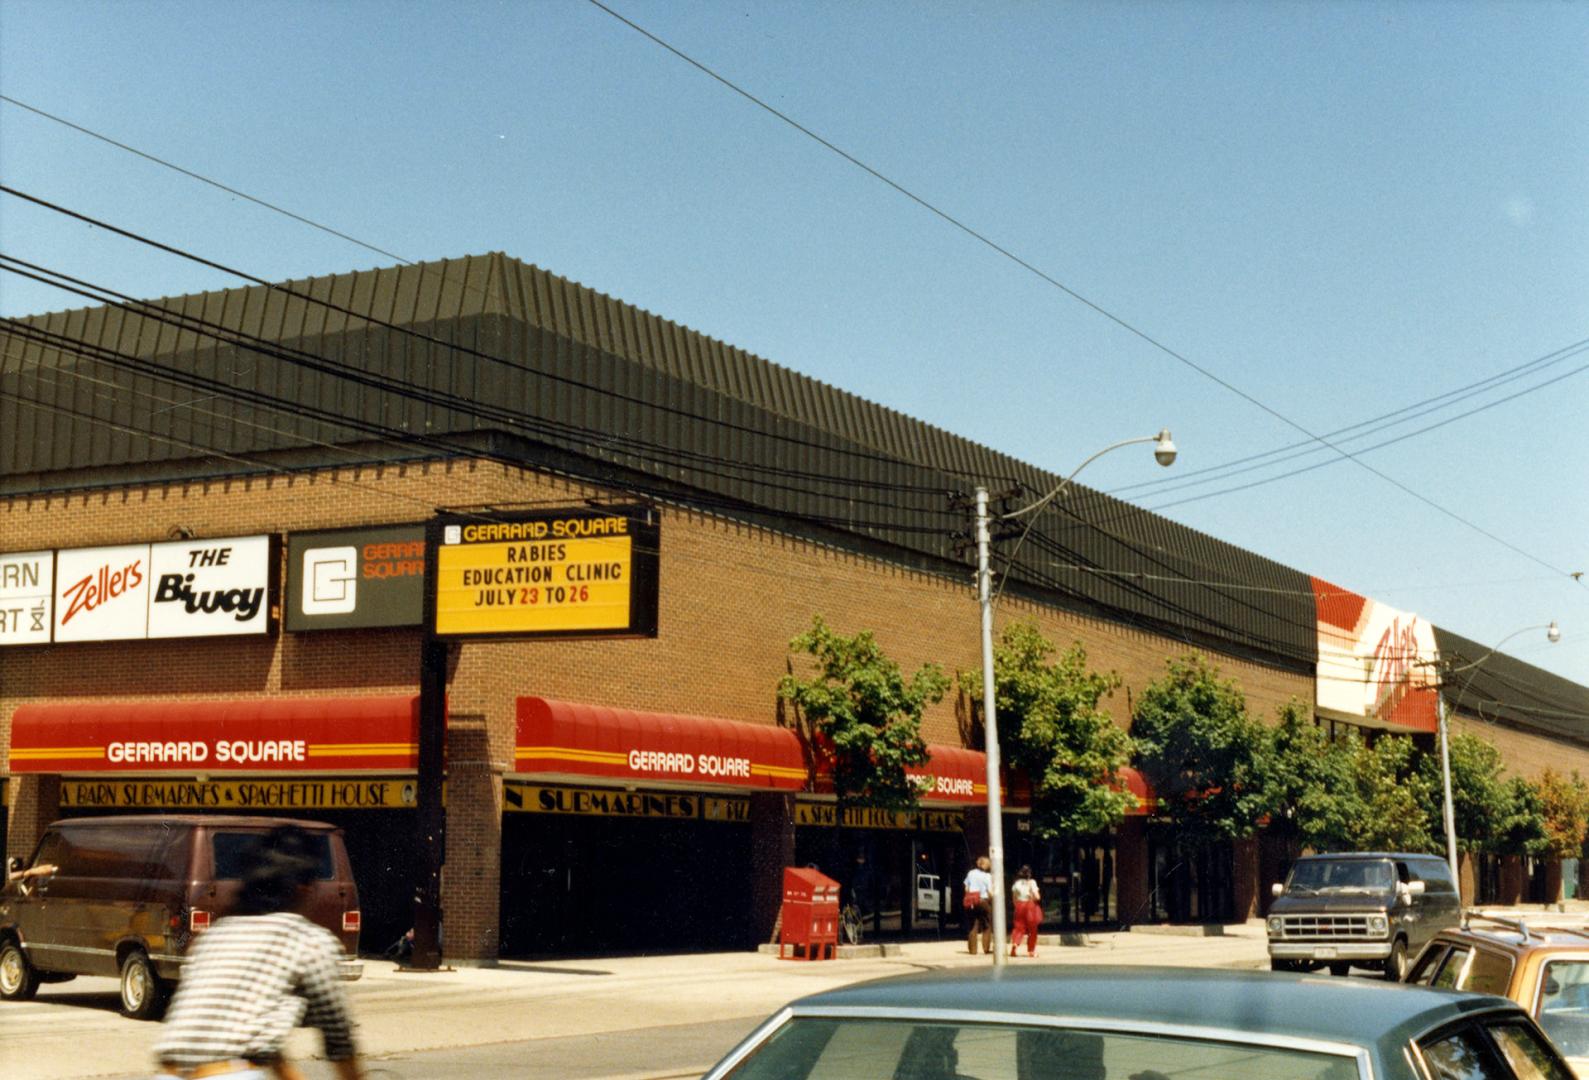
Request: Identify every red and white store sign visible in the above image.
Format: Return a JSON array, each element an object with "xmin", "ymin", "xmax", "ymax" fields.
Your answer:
[
  {"xmin": 0, "ymin": 550, "xmax": 54, "ymax": 646},
  {"xmin": 53, "ymin": 536, "xmax": 274, "ymax": 643},
  {"xmin": 905, "ymin": 746, "xmax": 987, "ymax": 805},
  {"xmin": 1312, "ymin": 576, "xmax": 1441, "ymax": 733},
  {"xmin": 9, "ymin": 696, "xmax": 419, "ymax": 773}
]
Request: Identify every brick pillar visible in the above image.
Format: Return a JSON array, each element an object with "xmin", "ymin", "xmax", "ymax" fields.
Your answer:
[
  {"xmin": 1232, "ymin": 836, "xmax": 1260, "ymax": 922},
  {"xmin": 1115, "ymin": 817, "xmax": 1149, "ymax": 927},
  {"xmin": 7, "ymin": 775, "xmax": 60, "ymax": 862},
  {"xmin": 441, "ymin": 721, "xmax": 502, "ymax": 966},
  {"xmin": 1500, "ymin": 855, "xmax": 1525, "ymax": 905},
  {"xmin": 750, "ymin": 792, "xmax": 795, "ymax": 946},
  {"xmin": 1459, "ymin": 850, "xmax": 1478, "ymax": 907}
]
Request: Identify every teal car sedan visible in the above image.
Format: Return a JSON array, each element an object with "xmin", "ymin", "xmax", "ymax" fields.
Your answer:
[{"xmin": 704, "ymin": 966, "xmax": 1570, "ymax": 1080}]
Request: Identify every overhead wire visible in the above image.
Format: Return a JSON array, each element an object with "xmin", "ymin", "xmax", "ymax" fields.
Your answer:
[
  {"xmin": 582, "ymin": 1, "xmax": 1583, "ymax": 587},
  {"xmin": 0, "ymin": 255, "xmax": 967, "ymax": 517},
  {"xmin": 0, "ymin": 186, "xmax": 1010, "ymax": 490}
]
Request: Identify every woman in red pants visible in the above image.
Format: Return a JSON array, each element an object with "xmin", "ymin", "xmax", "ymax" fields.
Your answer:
[{"xmin": 1010, "ymin": 864, "xmax": 1042, "ymax": 957}]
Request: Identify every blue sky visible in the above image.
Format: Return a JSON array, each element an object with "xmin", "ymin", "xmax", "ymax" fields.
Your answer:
[{"xmin": 2, "ymin": 0, "xmax": 1585, "ymax": 682}]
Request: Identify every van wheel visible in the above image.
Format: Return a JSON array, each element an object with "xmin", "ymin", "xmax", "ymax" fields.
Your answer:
[
  {"xmin": 119, "ymin": 950, "xmax": 166, "ymax": 1019},
  {"xmin": 0, "ymin": 939, "xmax": 40, "ymax": 1001},
  {"xmin": 1383, "ymin": 938, "xmax": 1408, "ymax": 982}
]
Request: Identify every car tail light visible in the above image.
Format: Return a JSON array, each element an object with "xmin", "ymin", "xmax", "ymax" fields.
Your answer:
[
  {"xmin": 190, "ymin": 910, "xmax": 211, "ymax": 932},
  {"xmin": 342, "ymin": 911, "xmax": 361, "ymax": 933}
]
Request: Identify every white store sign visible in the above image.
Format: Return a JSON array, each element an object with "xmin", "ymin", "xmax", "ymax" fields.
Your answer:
[
  {"xmin": 51, "ymin": 536, "xmax": 274, "ymax": 643},
  {"xmin": 54, "ymin": 544, "xmax": 151, "ymax": 642},
  {"xmin": 147, "ymin": 536, "xmax": 271, "ymax": 638},
  {"xmin": 0, "ymin": 551, "xmax": 54, "ymax": 645}
]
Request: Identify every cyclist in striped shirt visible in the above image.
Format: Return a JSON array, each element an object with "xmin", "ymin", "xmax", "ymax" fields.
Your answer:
[{"xmin": 154, "ymin": 826, "xmax": 365, "ymax": 1080}]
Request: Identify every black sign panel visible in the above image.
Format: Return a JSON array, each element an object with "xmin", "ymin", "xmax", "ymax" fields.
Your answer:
[{"xmin": 286, "ymin": 524, "xmax": 427, "ymax": 631}]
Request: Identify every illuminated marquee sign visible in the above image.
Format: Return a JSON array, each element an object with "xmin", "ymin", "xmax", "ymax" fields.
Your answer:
[{"xmin": 428, "ymin": 507, "xmax": 659, "ymax": 640}]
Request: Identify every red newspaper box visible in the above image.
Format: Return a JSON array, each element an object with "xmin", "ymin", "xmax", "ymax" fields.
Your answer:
[{"xmin": 779, "ymin": 866, "xmax": 840, "ymax": 961}]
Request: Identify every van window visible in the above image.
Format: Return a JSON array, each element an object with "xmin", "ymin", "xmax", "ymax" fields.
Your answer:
[
  {"xmin": 1416, "ymin": 859, "xmax": 1458, "ymax": 894},
  {"xmin": 53, "ymin": 825, "xmax": 177, "ymax": 879},
  {"xmin": 1287, "ymin": 859, "xmax": 1392, "ymax": 894},
  {"xmin": 212, "ymin": 832, "xmax": 334, "ymax": 880}
]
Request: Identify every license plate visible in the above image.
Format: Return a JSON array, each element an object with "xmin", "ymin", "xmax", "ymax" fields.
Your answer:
[{"xmin": 1314, "ymin": 947, "xmax": 1338, "ymax": 959}]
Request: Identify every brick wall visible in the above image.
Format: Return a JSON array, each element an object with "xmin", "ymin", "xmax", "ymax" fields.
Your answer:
[
  {"xmin": 2, "ymin": 456, "xmax": 1312, "ymax": 955},
  {"xmin": 1450, "ymin": 713, "xmax": 1589, "ymax": 781}
]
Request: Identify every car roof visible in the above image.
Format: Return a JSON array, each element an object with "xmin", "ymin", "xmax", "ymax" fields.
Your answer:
[
  {"xmin": 791, "ymin": 966, "xmax": 1516, "ymax": 1047},
  {"xmin": 1432, "ymin": 924, "xmax": 1589, "ymax": 954},
  {"xmin": 1295, "ymin": 852, "xmax": 1442, "ymax": 862},
  {"xmin": 52, "ymin": 815, "xmax": 338, "ymax": 830}
]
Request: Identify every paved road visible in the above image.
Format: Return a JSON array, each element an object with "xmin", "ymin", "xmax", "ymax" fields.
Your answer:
[{"xmin": 0, "ymin": 927, "xmax": 1271, "ymax": 1080}]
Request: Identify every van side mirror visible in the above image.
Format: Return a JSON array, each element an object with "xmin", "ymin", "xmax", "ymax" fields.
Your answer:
[
  {"xmin": 1271, "ymin": 883, "xmax": 1285, "ymax": 898},
  {"xmin": 1407, "ymin": 880, "xmax": 1426, "ymax": 898},
  {"xmin": 5, "ymin": 856, "xmax": 19, "ymax": 875}
]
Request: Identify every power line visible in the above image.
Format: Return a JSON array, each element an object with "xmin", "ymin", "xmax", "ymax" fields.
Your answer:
[
  {"xmin": 0, "ymin": 254, "xmax": 966, "ymax": 513},
  {"xmin": 1107, "ymin": 337, "xmax": 1589, "ymax": 499},
  {"xmin": 0, "ymin": 186, "xmax": 1000, "ymax": 490},
  {"xmin": 584, "ymin": 1, "xmax": 1584, "ymax": 586}
]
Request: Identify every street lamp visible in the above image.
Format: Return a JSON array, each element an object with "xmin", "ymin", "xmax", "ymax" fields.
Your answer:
[
  {"xmin": 975, "ymin": 428, "xmax": 1176, "ymax": 965},
  {"xmin": 1428, "ymin": 621, "xmax": 1561, "ymax": 893}
]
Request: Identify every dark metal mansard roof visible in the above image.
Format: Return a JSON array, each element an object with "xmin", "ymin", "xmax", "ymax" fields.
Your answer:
[
  {"xmin": 3, "ymin": 252, "xmax": 1326, "ymax": 669},
  {"xmin": 1431, "ymin": 625, "xmax": 1589, "ymax": 742}
]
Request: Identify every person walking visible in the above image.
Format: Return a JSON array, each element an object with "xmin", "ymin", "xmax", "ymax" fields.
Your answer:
[
  {"xmin": 1010, "ymin": 865, "xmax": 1042, "ymax": 958},
  {"xmin": 963, "ymin": 855, "xmax": 993, "ymax": 955},
  {"xmin": 153, "ymin": 825, "xmax": 366, "ymax": 1080}
]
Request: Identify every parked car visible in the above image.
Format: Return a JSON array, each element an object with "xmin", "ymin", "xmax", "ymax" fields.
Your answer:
[
  {"xmin": 1268, "ymin": 851, "xmax": 1462, "ymax": 980},
  {"xmin": 0, "ymin": 815, "xmax": 362, "ymax": 1019},
  {"xmin": 703, "ymin": 965, "xmax": 1572, "ymax": 1080},
  {"xmin": 1406, "ymin": 910, "xmax": 1589, "ymax": 1075}
]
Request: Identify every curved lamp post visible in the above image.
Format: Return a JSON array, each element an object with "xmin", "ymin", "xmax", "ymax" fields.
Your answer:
[
  {"xmin": 975, "ymin": 428, "xmax": 1176, "ymax": 964},
  {"xmin": 1428, "ymin": 621, "xmax": 1561, "ymax": 892}
]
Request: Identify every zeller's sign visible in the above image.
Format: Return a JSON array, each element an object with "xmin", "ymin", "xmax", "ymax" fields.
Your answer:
[
  {"xmin": 428, "ymin": 507, "xmax": 659, "ymax": 639},
  {"xmin": 46, "ymin": 535, "xmax": 277, "ymax": 643}
]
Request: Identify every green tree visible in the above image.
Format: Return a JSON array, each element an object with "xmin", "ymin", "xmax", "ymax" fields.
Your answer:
[
  {"xmin": 1495, "ymin": 776, "xmax": 1549, "ymax": 857},
  {"xmin": 778, "ymin": 615, "xmax": 949, "ymax": 812},
  {"xmin": 1345, "ymin": 734, "xmax": 1437, "ymax": 852},
  {"xmin": 960, "ymin": 622, "xmax": 1135, "ymax": 839},
  {"xmin": 1130, "ymin": 654, "xmax": 1270, "ymax": 849},
  {"xmin": 1536, "ymin": 769, "xmax": 1589, "ymax": 859},
  {"xmin": 1264, "ymin": 702, "xmax": 1361, "ymax": 851},
  {"xmin": 1418, "ymin": 734, "xmax": 1510, "ymax": 854}
]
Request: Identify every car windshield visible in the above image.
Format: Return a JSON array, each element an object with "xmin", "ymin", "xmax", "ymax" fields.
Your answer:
[
  {"xmin": 1287, "ymin": 860, "xmax": 1393, "ymax": 894},
  {"xmin": 1537, "ymin": 960, "xmax": 1589, "ymax": 1063},
  {"xmin": 723, "ymin": 1018, "xmax": 1361, "ymax": 1080}
]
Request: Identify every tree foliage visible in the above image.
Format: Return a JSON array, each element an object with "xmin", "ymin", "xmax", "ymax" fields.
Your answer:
[
  {"xmin": 1495, "ymin": 775, "xmax": 1549, "ymax": 857},
  {"xmin": 1417, "ymin": 734, "xmax": 1510, "ymax": 854},
  {"xmin": 1264, "ymin": 702, "xmax": 1359, "ymax": 850},
  {"xmin": 960, "ymin": 622, "xmax": 1135, "ymax": 838},
  {"xmin": 1536, "ymin": 769, "xmax": 1589, "ymax": 859},
  {"xmin": 778, "ymin": 616, "xmax": 948, "ymax": 812},
  {"xmin": 1130, "ymin": 654, "xmax": 1270, "ymax": 848},
  {"xmin": 1345, "ymin": 734, "xmax": 1438, "ymax": 853}
]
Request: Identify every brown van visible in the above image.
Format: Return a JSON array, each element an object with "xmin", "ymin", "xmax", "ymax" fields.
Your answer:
[{"xmin": 0, "ymin": 815, "xmax": 362, "ymax": 1018}]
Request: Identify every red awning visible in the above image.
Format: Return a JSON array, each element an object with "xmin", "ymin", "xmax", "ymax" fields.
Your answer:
[
  {"xmin": 514, "ymin": 697, "xmax": 806, "ymax": 792},
  {"xmin": 8, "ymin": 696, "xmax": 420, "ymax": 774},
  {"xmin": 906, "ymin": 745, "xmax": 988, "ymax": 805},
  {"xmin": 1117, "ymin": 765, "xmax": 1157, "ymax": 815}
]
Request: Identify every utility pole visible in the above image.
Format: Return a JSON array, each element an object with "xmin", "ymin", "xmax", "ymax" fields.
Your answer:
[{"xmin": 974, "ymin": 486, "xmax": 1009, "ymax": 965}]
